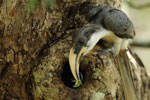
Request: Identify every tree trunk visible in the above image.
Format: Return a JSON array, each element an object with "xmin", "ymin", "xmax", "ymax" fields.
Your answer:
[{"xmin": 0, "ymin": 0, "xmax": 149, "ymax": 100}]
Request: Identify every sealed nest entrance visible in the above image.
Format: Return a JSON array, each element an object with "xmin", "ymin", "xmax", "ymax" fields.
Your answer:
[{"xmin": 61, "ymin": 61, "xmax": 86, "ymax": 88}]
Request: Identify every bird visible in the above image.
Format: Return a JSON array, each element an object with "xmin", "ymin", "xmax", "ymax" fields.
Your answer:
[
  {"xmin": 69, "ymin": 4, "xmax": 135, "ymax": 84},
  {"xmin": 69, "ymin": 5, "xmax": 137, "ymax": 99}
]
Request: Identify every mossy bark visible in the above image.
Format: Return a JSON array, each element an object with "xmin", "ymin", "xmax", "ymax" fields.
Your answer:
[{"xmin": 0, "ymin": 0, "xmax": 149, "ymax": 100}]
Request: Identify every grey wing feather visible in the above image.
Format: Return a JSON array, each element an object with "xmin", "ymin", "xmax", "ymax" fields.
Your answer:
[
  {"xmin": 87, "ymin": 5, "xmax": 106, "ymax": 20},
  {"xmin": 103, "ymin": 9, "xmax": 135, "ymax": 39}
]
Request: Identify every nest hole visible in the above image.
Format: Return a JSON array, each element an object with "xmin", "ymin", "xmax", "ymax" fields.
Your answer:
[{"xmin": 61, "ymin": 61, "xmax": 86, "ymax": 88}]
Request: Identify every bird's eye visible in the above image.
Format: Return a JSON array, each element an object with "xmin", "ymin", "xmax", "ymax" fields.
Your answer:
[
  {"xmin": 85, "ymin": 29, "xmax": 95, "ymax": 38},
  {"xmin": 78, "ymin": 39, "xmax": 84, "ymax": 45}
]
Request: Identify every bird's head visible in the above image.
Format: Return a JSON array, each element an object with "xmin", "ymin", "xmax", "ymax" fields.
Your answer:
[{"xmin": 69, "ymin": 24, "xmax": 108, "ymax": 86}]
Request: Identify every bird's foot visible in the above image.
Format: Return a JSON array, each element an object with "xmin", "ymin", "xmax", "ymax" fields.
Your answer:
[{"xmin": 97, "ymin": 47, "xmax": 114, "ymax": 56}]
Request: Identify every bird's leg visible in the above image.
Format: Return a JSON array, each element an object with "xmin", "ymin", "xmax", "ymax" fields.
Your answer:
[{"xmin": 97, "ymin": 43, "xmax": 121, "ymax": 56}]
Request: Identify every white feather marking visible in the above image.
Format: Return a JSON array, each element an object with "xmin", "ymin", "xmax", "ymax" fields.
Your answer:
[
  {"xmin": 83, "ymin": 28, "xmax": 111, "ymax": 55},
  {"xmin": 121, "ymin": 39, "xmax": 128, "ymax": 50}
]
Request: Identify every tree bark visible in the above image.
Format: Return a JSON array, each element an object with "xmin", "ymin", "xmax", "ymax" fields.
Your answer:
[{"xmin": 0, "ymin": 0, "xmax": 149, "ymax": 100}]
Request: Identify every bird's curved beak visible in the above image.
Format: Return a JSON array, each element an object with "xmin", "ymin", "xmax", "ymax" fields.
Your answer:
[{"xmin": 69, "ymin": 47, "xmax": 87, "ymax": 82}]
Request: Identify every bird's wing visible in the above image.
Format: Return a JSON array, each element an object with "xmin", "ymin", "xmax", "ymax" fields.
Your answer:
[
  {"xmin": 87, "ymin": 5, "xmax": 107, "ymax": 21},
  {"xmin": 103, "ymin": 9, "xmax": 135, "ymax": 39}
]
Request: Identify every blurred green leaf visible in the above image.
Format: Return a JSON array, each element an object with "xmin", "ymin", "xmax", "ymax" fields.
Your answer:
[
  {"xmin": 27, "ymin": 0, "xmax": 56, "ymax": 14},
  {"xmin": 27, "ymin": 0, "xmax": 40, "ymax": 14},
  {"xmin": 44, "ymin": 0, "xmax": 56, "ymax": 10}
]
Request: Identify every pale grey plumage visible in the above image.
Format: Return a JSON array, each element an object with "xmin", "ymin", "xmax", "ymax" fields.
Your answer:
[{"xmin": 87, "ymin": 5, "xmax": 135, "ymax": 39}]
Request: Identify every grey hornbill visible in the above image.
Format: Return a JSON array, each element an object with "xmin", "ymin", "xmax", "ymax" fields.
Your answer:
[{"xmin": 69, "ymin": 5, "xmax": 137, "ymax": 100}]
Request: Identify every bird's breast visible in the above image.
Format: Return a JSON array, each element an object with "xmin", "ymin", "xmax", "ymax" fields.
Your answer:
[{"xmin": 103, "ymin": 32, "xmax": 122, "ymax": 44}]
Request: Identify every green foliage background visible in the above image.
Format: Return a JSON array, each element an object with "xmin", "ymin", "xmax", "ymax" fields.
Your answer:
[{"xmin": 27, "ymin": 0, "xmax": 56, "ymax": 13}]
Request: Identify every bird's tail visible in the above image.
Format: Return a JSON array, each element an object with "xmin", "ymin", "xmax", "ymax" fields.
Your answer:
[{"xmin": 117, "ymin": 48, "xmax": 138, "ymax": 100}]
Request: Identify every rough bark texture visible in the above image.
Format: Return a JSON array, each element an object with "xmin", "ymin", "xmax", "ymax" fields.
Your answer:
[{"xmin": 0, "ymin": 0, "xmax": 149, "ymax": 100}]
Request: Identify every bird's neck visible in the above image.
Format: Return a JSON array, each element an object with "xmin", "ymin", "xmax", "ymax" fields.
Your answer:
[{"xmin": 84, "ymin": 29, "xmax": 111, "ymax": 55}]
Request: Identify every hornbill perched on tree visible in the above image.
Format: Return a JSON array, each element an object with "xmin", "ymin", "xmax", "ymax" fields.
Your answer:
[{"xmin": 69, "ymin": 5, "xmax": 137, "ymax": 100}]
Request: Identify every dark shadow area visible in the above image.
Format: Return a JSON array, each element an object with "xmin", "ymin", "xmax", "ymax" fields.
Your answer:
[{"xmin": 61, "ymin": 61, "xmax": 86, "ymax": 88}]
